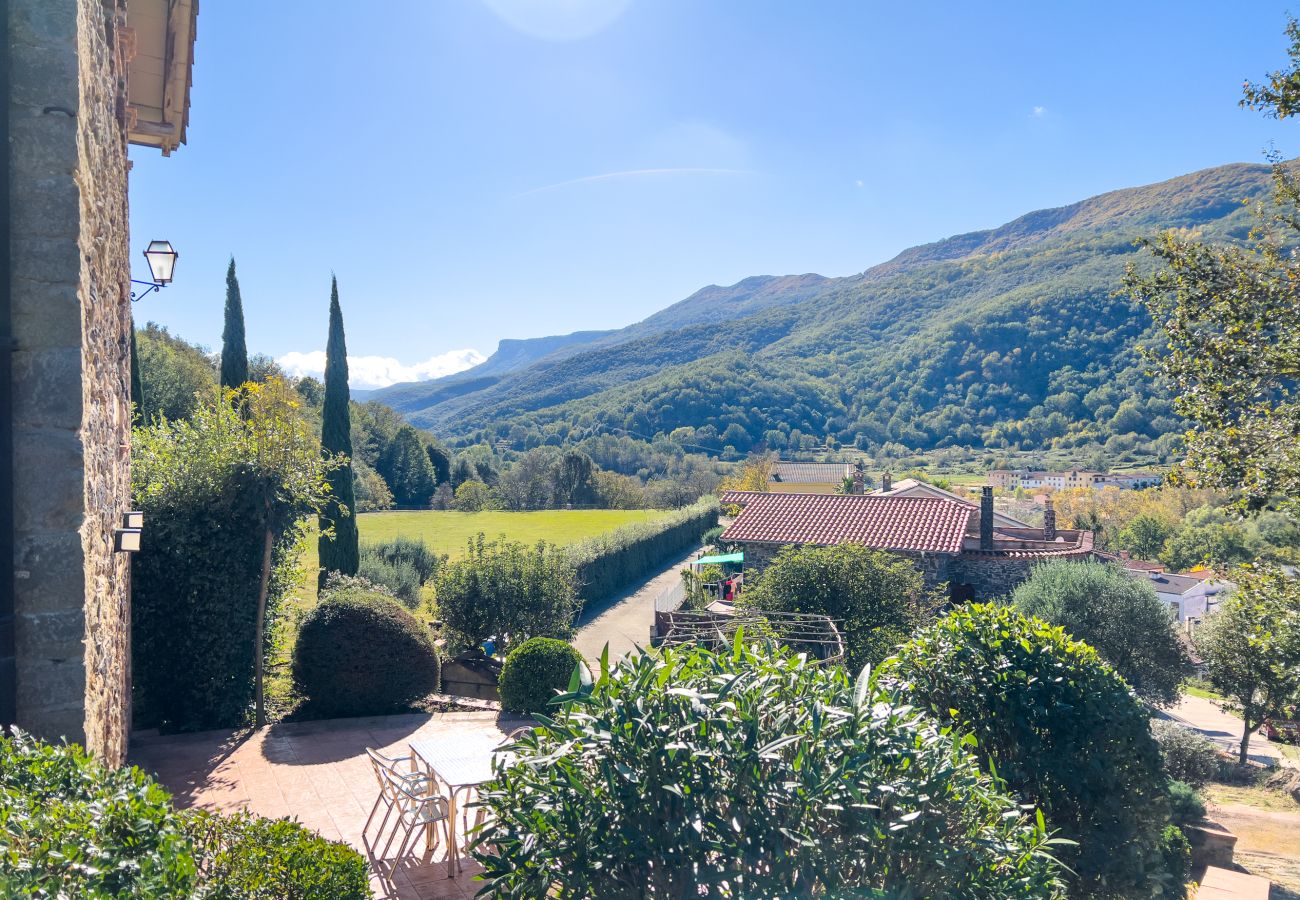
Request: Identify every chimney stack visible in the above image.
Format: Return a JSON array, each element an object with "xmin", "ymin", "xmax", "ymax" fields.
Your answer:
[
  {"xmin": 881, "ymin": 470, "xmax": 892, "ymax": 493},
  {"xmin": 1043, "ymin": 497, "xmax": 1057, "ymax": 541},
  {"xmin": 980, "ymin": 486, "xmax": 994, "ymax": 550},
  {"xmin": 851, "ymin": 462, "xmax": 865, "ymax": 495}
]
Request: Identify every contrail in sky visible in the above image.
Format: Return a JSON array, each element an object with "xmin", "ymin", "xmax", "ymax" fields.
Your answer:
[{"xmin": 514, "ymin": 167, "xmax": 752, "ymax": 198}]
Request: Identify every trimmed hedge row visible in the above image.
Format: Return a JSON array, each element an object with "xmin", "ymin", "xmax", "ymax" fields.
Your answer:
[{"xmin": 565, "ymin": 498, "xmax": 719, "ymax": 607}]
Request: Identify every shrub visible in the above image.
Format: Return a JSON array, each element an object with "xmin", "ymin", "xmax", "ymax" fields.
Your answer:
[
  {"xmin": 293, "ymin": 580, "xmax": 440, "ymax": 716},
  {"xmin": 742, "ymin": 543, "xmax": 932, "ymax": 670},
  {"xmin": 565, "ymin": 498, "xmax": 719, "ymax": 607},
  {"xmin": 1166, "ymin": 780, "xmax": 1206, "ymax": 826},
  {"xmin": 1152, "ymin": 720, "xmax": 1221, "ymax": 786},
  {"xmin": 883, "ymin": 604, "xmax": 1177, "ymax": 898},
  {"xmin": 498, "ymin": 637, "xmax": 586, "ymax": 713},
  {"xmin": 701, "ymin": 524, "xmax": 725, "ymax": 549},
  {"xmin": 475, "ymin": 642, "xmax": 1066, "ymax": 897},
  {"xmin": 0, "ymin": 730, "xmax": 196, "ymax": 897},
  {"xmin": 1160, "ymin": 825, "xmax": 1192, "ymax": 891},
  {"xmin": 1010, "ymin": 560, "xmax": 1191, "ymax": 706},
  {"xmin": 184, "ymin": 809, "xmax": 369, "ymax": 899},
  {"xmin": 357, "ymin": 538, "xmax": 442, "ymax": 608},
  {"xmin": 132, "ymin": 382, "xmax": 334, "ymax": 731},
  {"xmin": 436, "ymin": 535, "xmax": 579, "ymax": 655}
]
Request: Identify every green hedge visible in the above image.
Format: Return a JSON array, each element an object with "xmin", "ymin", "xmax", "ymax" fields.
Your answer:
[
  {"xmin": 184, "ymin": 810, "xmax": 369, "ymax": 899},
  {"xmin": 0, "ymin": 731, "xmax": 368, "ymax": 899},
  {"xmin": 0, "ymin": 730, "xmax": 195, "ymax": 896},
  {"xmin": 293, "ymin": 579, "xmax": 441, "ymax": 716},
  {"xmin": 565, "ymin": 498, "xmax": 718, "ymax": 607},
  {"xmin": 498, "ymin": 638, "xmax": 586, "ymax": 713}
]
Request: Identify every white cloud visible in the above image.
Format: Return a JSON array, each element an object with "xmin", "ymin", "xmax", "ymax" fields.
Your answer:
[
  {"xmin": 1031, "ymin": 105, "xmax": 1047, "ymax": 118},
  {"xmin": 277, "ymin": 348, "xmax": 486, "ymax": 390}
]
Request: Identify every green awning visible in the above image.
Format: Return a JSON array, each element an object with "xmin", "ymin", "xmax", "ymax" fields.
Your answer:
[{"xmin": 694, "ymin": 552, "xmax": 744, "ymax": 566}]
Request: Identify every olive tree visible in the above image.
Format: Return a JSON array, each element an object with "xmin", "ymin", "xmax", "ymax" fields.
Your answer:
[
  {"xmin": 1011, "ymin": 560, "xmax": 1191, "ymax": 706},
  {"xmin": 474, "ymin": 641, "xmax": 1066, "ymax": 898}
]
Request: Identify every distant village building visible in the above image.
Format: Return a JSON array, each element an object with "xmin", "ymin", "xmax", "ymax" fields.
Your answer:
[
  {"xmin": 720, "ymin": 488, "xmax": 1094, "ymax": 601},
  {"xmin": 3, "ymin": 0, "xmax": 199, "ymax": 765},
  {"xmin": 989, "ymin": 469, "xmax": 1163, "ymax": 492}
]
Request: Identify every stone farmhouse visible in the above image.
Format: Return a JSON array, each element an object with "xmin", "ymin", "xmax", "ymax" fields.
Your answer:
[
  {"xmin": 720, "ymin": 487, "xmax": 1094, "ymax": 601},
  {"xmin": 3, "ymin": 0, "xmax": 199, "ymax": 765}
]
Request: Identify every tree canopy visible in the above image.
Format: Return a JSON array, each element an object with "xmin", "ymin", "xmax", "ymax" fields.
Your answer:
[
  {"xmin": 220, "ymin": 258, "xmax": 249, "ymax": 390},
  {"xmin": 318, "ymin": 276, "xmax": 359, "ymax": 586}
]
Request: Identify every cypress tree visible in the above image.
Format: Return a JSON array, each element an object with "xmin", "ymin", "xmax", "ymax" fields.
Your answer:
[
  {"xmin": 220, "ymin": 257, "xmax": 249, "ymax": 388},
  {"xmin": 129, "ymin": 321, "xmax": 144, "ymax": 425},
  {"xmin": 318, "ymin": 276, "xmax": 359, "ymax": 587}
]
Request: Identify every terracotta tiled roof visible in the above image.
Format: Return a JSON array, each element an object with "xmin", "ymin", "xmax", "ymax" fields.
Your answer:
[
  {"xmin": 720, "ymin": 492, "xmax": 971, "ymax": 554},
  {"xmin": 770, "ymin": 462, "xmax": 853, "ymax": 483}
]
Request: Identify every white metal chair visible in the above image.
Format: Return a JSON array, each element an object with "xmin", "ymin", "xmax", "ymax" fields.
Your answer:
[
  {"xmin": 363, "ymin": 747, "xmax": 432, "ymax": 845},
  {"xmin": 379, "ymin": 767, "xmax": 451, "ymax": 868}
]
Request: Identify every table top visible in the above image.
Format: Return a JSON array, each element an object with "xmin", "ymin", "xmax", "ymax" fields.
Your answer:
[{"xmin": 410, "ymin": 734, "xmax": 511, "ymax": 789}]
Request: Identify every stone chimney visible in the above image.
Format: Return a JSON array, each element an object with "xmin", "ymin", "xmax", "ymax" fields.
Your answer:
[
  {"xmin": 881, "ymin": 470, "xmax": 893, "ymax": 493},
  {"xmin": 1043, "ymin": 497, "xmax": 1057, "ymax": 541},
  {"xmin": 980, "ymin": 486, "xmax": 994, "ymax": 550},
  {"xmin": 851, "ymin": 462, "xmax": 865, "ymax": 495}
]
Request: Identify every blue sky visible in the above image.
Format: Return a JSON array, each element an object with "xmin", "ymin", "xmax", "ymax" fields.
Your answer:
[{"xmin": 129, "ymin": 0, "xmax": 1294, "ymax": 388}]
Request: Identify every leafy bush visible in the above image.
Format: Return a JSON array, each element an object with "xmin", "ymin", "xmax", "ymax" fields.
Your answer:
[
  {"xmin": 436, "ymin": 535, "xmax": 579, "ymax": 655},
  {"xmin": 883, "ymin": 603, "xmax": 1177, "ymax": 898},
  {"xmin": 565, "ymin": 498, "xmax": 719, "ymax": 607},
  {"xmin": 1166, "ymin": 780, "xmax": 1206, "ymax": 826},
  {"xmin": 293, "ymin": 579, "xmax": 440, "ymax": 716},
  {"xmin": 184, "ymin": 810, "xmax": 369, "ymax": 899},
  {"xmin": 1152, "ymin": 720, "xmax": 1221, "ymax": 786},
  {"xmin": 742, "ymin": 543, "xmax": 931, "ymax": 670},
  {"xmin": 0, "ymin": 730, "xmax": 195, "ymax": 897},
  {"xmin": 701, "ymin": 524, "xmax": 725, "ymax": 549},
  {"xmin": 475, "ymin": 642, "xmax": 1066, "ymax": 897},
  {"xmin": 1160, "ymin": 825, "xmax": 1192, "ymax": 891},
  {"xmin": 498, "ymin": 637, "xmax": 586, "ymax": 713},
  {"xmin": 1010, "ymin": 560, "xmax": 1191, "ymax": 705},
  {"xmin": 132, "ymin": 382, "xmax": 334, "ymax": 731},
  {"xmin": 358, "ymin": 537, "xmax": 443, "ymax": 608}
]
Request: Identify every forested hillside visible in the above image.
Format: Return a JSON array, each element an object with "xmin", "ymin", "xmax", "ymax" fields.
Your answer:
[{"xmin": 371, "ymin": 161, "xmax": 1279, "ymax": 462}]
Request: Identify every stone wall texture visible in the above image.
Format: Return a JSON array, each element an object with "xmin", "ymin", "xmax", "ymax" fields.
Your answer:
[{"xmin": 8, "ymin": 0, "xmax": 133, "ymax": 765}]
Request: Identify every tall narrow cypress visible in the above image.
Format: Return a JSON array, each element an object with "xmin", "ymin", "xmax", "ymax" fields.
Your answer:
[
  {"xmin": 220, "ymin": 257, "xmax": 249, "ymax": 388},
  {"xmin": 129, "ymin": 321, "xmax": 144, "ymax": 425},
  {"xmin": 318, "ymin": 276, "xmax": 359, "ymax": 588}
]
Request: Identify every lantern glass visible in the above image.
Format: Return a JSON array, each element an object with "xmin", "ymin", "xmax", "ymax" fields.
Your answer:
[{"xmin": 143, "ymin": 240, "xmax": 178, "ymax": 284}]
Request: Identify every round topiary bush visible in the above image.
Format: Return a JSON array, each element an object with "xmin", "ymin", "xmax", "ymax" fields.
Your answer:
[
  {"xmin": 883, "ymin": 603, "xmax": 1177, "ymax": 898},
  {"xmin": 498, "ymin": 638, "xmax": 586, "ymax": 714},
  {"xmin": 293, "ymin": 581, "xmax": 440, "ymax": 717}
]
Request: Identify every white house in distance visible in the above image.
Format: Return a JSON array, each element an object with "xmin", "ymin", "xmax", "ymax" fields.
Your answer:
[{"xmin": 1124, "ymin": 569, "xmax": 1234, "ymax": 630}]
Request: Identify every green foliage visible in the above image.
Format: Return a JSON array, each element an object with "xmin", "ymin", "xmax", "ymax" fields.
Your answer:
[
  {"xmin": 1010, "ymin": 560, "xmax": 1191, "ymax": 706},
  {"xmin": 130, "ymin": 323, "xmax": 144, "ymax": 425},
  {"xmin": 220, "ymin": 258, "xmax": 249, "ymax": 390},
  {"xmin": 474, "ymin": 642, "xmax": 1066, "ymax": 898},
  {"xmin": 1195, "ymin": 565, "xmax": 1300, "ymax": 763},
  {"xmin": 0, "ymin": 730, "xmax": 196, "ymax": 898},
  {"xmin": 319, "ymin": 276, "xmax": 359, "ymax": 586},
  {"xmin": 382, "ymin": 424, "xmax": 438, "ymax": 507},
  {"xmin": 352, "ymin": 459, "xmax": 394, "ymax": 511},
  {"xmin": 701, "ymin": 524, "xmax": 725, "ymax": 549},
  {"xmin": 1152, "ymin": 720, "xmax": 1222, "ymax": 787},
  {"xmin": 1114, "ymin": 513, "xmax": 1175, "ymax": 561},
  {"xmin": 741, "ymin": 543, "xmax": 930, "ymax": 670},
  {"xmin": 1165, "ymin": 780, "xmax": 1206, "ymax": 826},
  {"xmin": 292, "ymin": 578, "xmax": 440, "ymax": 717},
  {"xmin": 136, "ymin": 322, "xmax": 218, "ymax": 423},
  {"xmin": 1242, "ymin": 15, "xmax": 1300, "ymax": 119},
  {"xmin": 357, "ymin": 537, "xmax": 443, "ymax": 608},
  {"xmin": 1160, "ymin": 825, "xmax": 1192, "ymax": 894},
  {"xmin": 453, "ymin": 479, "xmax": 495, "ymax": 511},
  {"xmin": 883, "ymin": 604, "xmax": 1178, "ymax": 897},
  {"xmin": 497, "ymin": 637, "xmax": 585, "ymax": 713},
  {"xmin": 435, "ymin": 535, "xmax": 579, "ymax": 655},
  {"xmin": 565, "ymin": 498, "xmax": 719, "ymax": 607},
  {"xmin": 132, "ymin": 381, "xmax": 336, "ymax": 730},
  {"xmin": 1127, "ymin": 157, "xmax": 1300, "ymax": 515},
  {"xmin": 1159, "ymin": 521, "xmax": 1254, "ymax": 571},
  {"xmin": 183, "ymin": 810, "xmax": 369, "ymax": 900}
]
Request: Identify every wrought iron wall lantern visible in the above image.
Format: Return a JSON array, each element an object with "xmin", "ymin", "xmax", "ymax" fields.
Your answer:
[{"xmin": 131, "ymin": 240, "xmax": 178, "ymax": 301}]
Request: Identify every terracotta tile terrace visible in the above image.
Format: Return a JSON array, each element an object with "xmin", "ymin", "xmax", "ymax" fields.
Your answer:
[{"xmin": 130, "ymin": 711, "xmax": 528, "ymax": 899}]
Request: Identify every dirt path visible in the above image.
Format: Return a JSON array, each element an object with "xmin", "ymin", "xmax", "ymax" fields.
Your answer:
[
  {"xmin": 573, "ymin": 547, "xmax": 701, "ymax": 665},
  {"xmin": 1209, "ymin": 801, "xmax": 1300, "ymax": 895}
]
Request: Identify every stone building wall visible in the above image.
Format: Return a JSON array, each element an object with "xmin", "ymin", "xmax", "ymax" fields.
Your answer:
[{"xmin": 9, "ymin": 0, "xmax": 133, "ymax": 764}]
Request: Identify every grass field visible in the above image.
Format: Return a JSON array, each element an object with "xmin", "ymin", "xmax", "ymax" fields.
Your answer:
[{"xmin": 270, "ymin": 508, "xmax": 676, "ymax": 719}]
